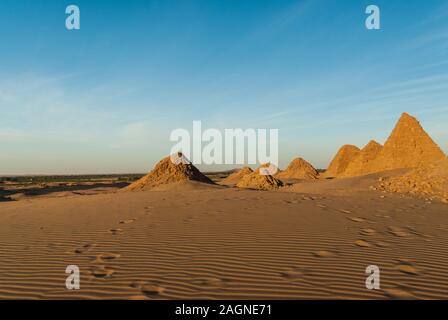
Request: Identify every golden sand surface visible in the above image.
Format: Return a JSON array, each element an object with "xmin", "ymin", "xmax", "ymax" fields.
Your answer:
[{"xmin": 1, "ymin": 176, "xmax": 448, "ymax": 299}]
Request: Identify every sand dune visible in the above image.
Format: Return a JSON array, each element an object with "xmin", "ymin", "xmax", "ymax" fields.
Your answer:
[
  {"xmin": 288, "ymin": 169, "xmax": 409, "ymax": 196},
  {"xmin": 1, "ymin": 180, "xmax": 448, "ymax": 299}
]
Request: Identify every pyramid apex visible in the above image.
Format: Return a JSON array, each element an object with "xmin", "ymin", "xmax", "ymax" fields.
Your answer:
[
  {"xmin": 364, "ymin": 140, "xmax": 382, "ymax": 149},
  {"xmin": 340, "ymin": 144, "xmax": 361, "ymax": 151},
  {"xmin": 367, "ymin": 139, "xmax": 380, "ymax": 145},
  {"xmin": 398, "ymin": 112, "xmax": 418, "ymax": 123}
]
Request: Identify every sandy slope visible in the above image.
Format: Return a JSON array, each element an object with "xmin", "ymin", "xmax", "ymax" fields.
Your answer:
[
  {"xmin": 0, "ymin": 182, "xmax": 448, "ymax": 299},
  {"xmin": 287, "ymin": 169, "xmax": 409, "ymax": 195}
]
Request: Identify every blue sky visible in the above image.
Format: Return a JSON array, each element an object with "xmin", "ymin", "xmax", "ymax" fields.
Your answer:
[{"xmin": 1, "ymin": 0, "xmax": 447, "ymax": 174}]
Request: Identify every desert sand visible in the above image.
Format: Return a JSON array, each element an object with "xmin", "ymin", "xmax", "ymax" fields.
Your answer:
[
  {"xmin": 1, "ymin": 175, "xmax": 448, "ymax": 299},
  {"xmin": 0, "ymin": 112, "xmax": 447, "ymax": 300}
]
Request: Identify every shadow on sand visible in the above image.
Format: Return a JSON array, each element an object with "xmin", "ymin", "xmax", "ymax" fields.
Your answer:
[{"xmin": 0, "ymin": 182, "xmax": 129, "ymax": 200}]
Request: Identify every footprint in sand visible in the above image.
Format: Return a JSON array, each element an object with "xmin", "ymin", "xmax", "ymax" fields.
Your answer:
[
  {"xmin": 406, "ymin": 226, "xmax": 432, "ymax": 239},
  {"xmin": 280, "ymin": 270, "xmax": 303, "ymax": 280},
  {"xmin": 280, "ymin": 267, "xmax": 308, "ymax": 280},
  {"xmin": 192, "ymin": 277, "xmax": 228, "ymax": 289},
  {"xmin": 374, "ymin": 214, "xmax": 390, "ymax": 219},
  {"xmin": 388, "ymin": 226, "xmax": 411, "ymax": 238},
  {"xmin": 141, "ymin": 284, "xmax": 165, "ymax": 296},
  {"xmin": 355, "ymin": 240, "xmax": 371, "ymax": 248},
  {"xmin": 360, "ymin": 228, "xmax": 376, "ymax": 236},
  {"xmin": 395, "ymin": 259, "xmax": 421, "ymax": 275},
  {"xmin": 348, "ymin": 217, "xmax": 365, "ymax": 222},
  {"xmin": 396, "ymin": 264, "xmax": 421, "ymax": 275},
  {"xmin": 131, "ymin": 281, "xmax": 165, "ymax": 297},
  {"xmin": 93, "ymin": 252, "xmax": 121, "ymax": 263},
  {"xmin": 383, "ymin": 287, "xmax": 416, "ymax": 300},
  {"xmin": 302, "ymin": 196, "xmax": 315, "ymax": 201},
  {"xmin": 119, "ymin": 219, "xmax": 136, "ymax": 224},
  {"xmin": 130, "ymin": 280, "xmax": 147, "ymax": 288},
  {"xmin": 108, "ymin": 228, "xmax": 124, "ymax": 235},
  {"xmin": 90, "ymin": 265, "xmax": 115, "ymax": 278},
  {"xmin": 313, "ymin": 250, "xmax": 336, "ymax": 258},
  {"xmin": 374, "ymin": 241, "xmax": 390, "ymax": 247},
  {"xmin": 183, "ymin": 215, "xmax": 195, "ymax": 223},
  {"xmin": 71, "ymin": 243, "xmax": 96, "ymax": 254}
]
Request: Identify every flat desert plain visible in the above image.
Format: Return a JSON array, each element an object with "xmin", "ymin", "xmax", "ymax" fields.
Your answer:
[{"xmin": 1, "ymin": 175, "xmax": 448, "ymax": 300}]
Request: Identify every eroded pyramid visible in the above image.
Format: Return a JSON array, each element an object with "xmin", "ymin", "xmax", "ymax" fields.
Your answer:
[
  {"xmin": 276, "ymin": 158, "xmax": 318, "ymax": 180},
  {"xmin": 342, "ymin": 140, "xmax": 383, "ymax": 177},
  {"xmin": 365, "ymin": 113, "xmax": 445, "ymax": 173},
  {"xmin": 221, "ymin": 167, "xmax": 253, "ymax": 185},
  {"xmin": 236, "ymin": 171, "xmax": 284, "ymax": 190},
  {"xmin": 123, "ymin": 153, "xmax": 214, "ymax": 191},
  {"xmin": 323, "ymin": 145, "xmax": 361, "ymax": 178}
]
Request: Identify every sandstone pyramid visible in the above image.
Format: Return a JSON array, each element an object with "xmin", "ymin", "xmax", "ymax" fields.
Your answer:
[
  {"xmin": 236, "ymin": 171, "xmax": 284, "ymax": 190},
  {"xmin": 342, "ymin": 140, "xmax": 383, "ymax": 177},
  {"xmin": 276, "ymin": 158, "xmax": 318, "ymax": 180},
  {"xmin": 365, "ymin": 113, "xmax": 446, "ymax": 173},
  {"xmin": 323, "ymin": 145, "xmax": 361, "ymax": 178},
  {"xmin": 123, "ymin": 153, "xmax": 214, "ymax": 191},
  {"xmin": 378, "ymin": 158, "xmax": 448, "ymax": 202},
  {"xmin": 221, "ymin": 167, "xmax": 253, "ymax": 185}
]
